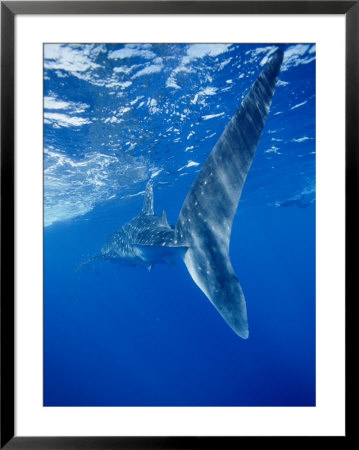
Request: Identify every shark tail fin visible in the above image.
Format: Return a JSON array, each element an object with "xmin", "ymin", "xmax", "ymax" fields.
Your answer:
[
  {"xmin": 142, "ymin": 181, "xmax": 154, "ymax": 215},
  {"xmin": 175, "ymin": 49, "xmax": 283, "ymax": 338}
]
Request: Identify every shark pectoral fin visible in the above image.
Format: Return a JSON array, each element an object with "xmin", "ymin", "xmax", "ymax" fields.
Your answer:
[
  {"xmin": 164, "ymin": 256, "xmax": 177, "ymax": 267},
  {"xmin": 183, "ymin": 248, "xmax": 248, "ymax": 339},
  {"xmin": 134, "ymin": 244, "xmax": 188, "ymax": 264},
  {"xmin": 142, "ymin": 181, "xmax": 154, "ymax": 215}
]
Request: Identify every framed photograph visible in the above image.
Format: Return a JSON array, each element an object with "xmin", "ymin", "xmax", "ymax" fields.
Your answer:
[{"xmin": 1, "ymin": 1, "xmax": 353, "ymax": 447}]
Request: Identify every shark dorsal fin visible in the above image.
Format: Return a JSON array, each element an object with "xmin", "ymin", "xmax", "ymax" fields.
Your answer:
[
  {"xmin": 142, "ymin": 181, "xmax": 154, "ymax": 215},
  {"xmin": 159, "ymin": 210, "xmax": 170, "ymax": 228}
]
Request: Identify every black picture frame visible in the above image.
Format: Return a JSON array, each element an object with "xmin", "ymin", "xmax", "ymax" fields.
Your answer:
[{"xmin": 0, "ymin": 1, "xmax": 355, "ymax": 447}]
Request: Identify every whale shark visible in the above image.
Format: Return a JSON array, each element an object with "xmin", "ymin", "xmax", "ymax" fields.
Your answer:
[{"xmin": 100, "ymin": 49, "xmax": 283, "ymax": 338}]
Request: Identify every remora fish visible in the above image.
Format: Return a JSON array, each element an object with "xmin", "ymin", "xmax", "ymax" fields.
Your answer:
[{"xmin": 100, "ymin": 49, "xmax": 283, "ymax": 338}]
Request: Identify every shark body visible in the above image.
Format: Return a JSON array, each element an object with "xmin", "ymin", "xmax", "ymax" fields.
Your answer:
[
  {"xmin": 101, "ymin": 183, "xmax": 186, "ymax": 269},
  {"xmin": 100, "ymin": 49, "xmax": 284, "ymax": 338}
]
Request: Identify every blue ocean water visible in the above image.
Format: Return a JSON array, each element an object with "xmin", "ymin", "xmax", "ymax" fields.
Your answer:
[{"xmin": 44, "ymin": 43, "xmax": 315, "ymax": 407}]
